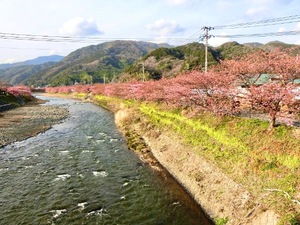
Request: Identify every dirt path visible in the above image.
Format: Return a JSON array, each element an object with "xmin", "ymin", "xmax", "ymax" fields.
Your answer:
[{"xmin": 0, "ymin": 98, "xmax": 69, "ymax": 148}]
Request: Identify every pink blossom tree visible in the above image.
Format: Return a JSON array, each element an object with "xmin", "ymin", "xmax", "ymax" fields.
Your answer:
[
  {"xmin": 249, "ymin": 83, "xmax": 299, "ymax": 129},
  {"xmin": 216, "ymin": 49, "xmax": 300, "ymax": 128},
  {"xmin": 185, "ymin": 71, "xmax": 239, "ymax": 115},
  {"xmin": 7, "ymin": 85, "xmax": 32, "ymax": 99}
]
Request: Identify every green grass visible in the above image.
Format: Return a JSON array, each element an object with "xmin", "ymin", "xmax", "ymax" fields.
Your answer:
[
  {"xmin": 85, "ymin": 95, "xmax": 300, "ymax": 222},
  {"xmin": 214, "ymin": 217, "xmax": 229, "ymax": 225},
  {"xmin": 138, "ymin": 104, "xmax": 250, "ymax": 169},
  {"xmin": 75, "ymin": 93, "xmax": 88, "ymax": 99},
  {"xmin": 137, "ymin": 103, "xmax": 300, "ymax": 219},
  {"xmin": 139, "ymin": 104, "xmax": 248, "ymax": 150},
  {"xmin": 277, "ymin": 154, "xmax": 300, "ymax": 171}
]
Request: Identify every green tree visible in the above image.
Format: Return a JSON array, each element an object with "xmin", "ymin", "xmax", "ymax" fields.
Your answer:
[{"xmin": 80, "ymin": 72, "xmax": 93, "ymax": 84}]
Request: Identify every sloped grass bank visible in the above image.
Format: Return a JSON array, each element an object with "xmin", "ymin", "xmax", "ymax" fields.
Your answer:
[
  {"xmin": 80, "ymin": 93, "xmax": 300, "ymax": 224},
  {"xmin": 138, "ymin": 104, "xmax": 300, "ymax": 223},
  {"xmin": 139, "ymin": 104, "xmax": 300, "ymax": 182}
]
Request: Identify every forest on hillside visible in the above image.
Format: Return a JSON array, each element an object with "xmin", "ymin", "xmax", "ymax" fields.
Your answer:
[{"xmin": 1, "ymin": 40, "xmax": 300, "ymax": 87}]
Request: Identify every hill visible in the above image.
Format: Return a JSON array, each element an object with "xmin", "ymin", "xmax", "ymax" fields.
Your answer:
[
  {"xmin": 118, "ymin": 40, "xmax": 300, "ymax": 82},
  {"xmin": 260, "ymin": 41, "xmax": 300, "ymax": 55},
  {"xmin": 1, "ymin": 40, "xmax": 299, "ymax": 86},
  {"xmin": 119, "ymin": 42, "xmax": 219, "ymax": 81},
  {"xmin": 0, "ymin": 55, "xmax": 63, "ymax": 85},
  {"xmin": 23, "ymin": 41, "xmax": 165, "ymax": 87},
  {"xmin": 215, "ymin": 41, "xmax": 259, "ymax": 59},
  {"xmin": 0, "ymin": 62, "xmax": 59, "ymax": 85},
  {"xmin": 0, "ymin": 55, "xmax": 63, "ymax": 70}
]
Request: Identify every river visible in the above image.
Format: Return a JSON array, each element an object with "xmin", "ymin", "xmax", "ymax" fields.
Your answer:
[{"xmin": 0, "ymin": 96, "xmax": 213, "ymax": 225}]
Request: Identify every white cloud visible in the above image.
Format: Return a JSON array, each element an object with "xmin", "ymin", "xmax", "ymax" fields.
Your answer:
[
  {"xmin": 146, "ymin": 19, "xmax": 185, "ymax": 37},
  {"xmin": 247, "ymin": 0, "xmax": 293, "ymax": 5},
  {"xmin": 59, "ymin": 17, "xmax": 103, "ymax": 36},
  {"xmin": 216, "ymin": 0, "xmax": 232, "ymax": 10},
  {"xmin": 166, "ymin": 0, "xmax": 190, "ymax": 5},
  {"xmin": 209, "ymin": 32, "xmax": 231, "ymax": 47},
  {"xmin": 278, "ymin": 27, "xmax": 286, "ymax": 32},
  {"xmin": 247, "ymin": 0, "xmax": 271, "ymax": 4},
  {"xmin": 246, "ymin": 7, "xmax": 267, "ymax": 16},
  {"xmin": 3, "ymin": 58, "xmax": 17, "ymax": 63},
  {"xmin": 48, "ymin": 49, "xmax": 66, "ymax": 56}
]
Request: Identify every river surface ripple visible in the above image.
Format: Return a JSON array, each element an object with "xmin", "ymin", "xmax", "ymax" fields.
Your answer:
[{"xmin": 0, "ymin": 96, "xmax": 213, "ymax": 225}]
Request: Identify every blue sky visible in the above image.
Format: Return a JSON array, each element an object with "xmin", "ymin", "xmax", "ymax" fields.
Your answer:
[{"xmin": 0, "ymin": 0, "xmax": 299, "ymax": 63}]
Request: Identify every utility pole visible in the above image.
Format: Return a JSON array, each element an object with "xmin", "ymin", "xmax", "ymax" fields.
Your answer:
[
  {"xmin": 142, "ymin": 62, "xmax": 145, "ymax": 82},
  {"xmin": 139, "ymin": 62, "xmax": 145, "ymax": 81},
  {"xmin": 113, "ymin": 72, "xmax": 116, "ymax": 83},
  {"xmin": 201, "ymin": 26, "xmax": 213, "ymax": 73}
]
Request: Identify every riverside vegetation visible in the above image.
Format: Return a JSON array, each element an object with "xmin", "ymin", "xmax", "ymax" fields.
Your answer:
[
  {"xmin": 51, "ymin": 93, "xmax": 300, "ymax": 224},
  {"xmin": 45, "ymin": 49, "xmax": 300, "ymax": 224},
  {"xmin": 2, "ymin": 40, "xmax": 300, "ymax": 88},
  {"xmin": 2, "ymin": 42, "xmax": 300, "ymax": 224}
]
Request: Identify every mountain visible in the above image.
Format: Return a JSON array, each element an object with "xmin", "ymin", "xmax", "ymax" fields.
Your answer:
[
  {"xmin": 243, "ymin": 42, "xmax": 264, "ymax": 48},
  {"xmin": 216, "ymin": 40, "xmax": 300, "ymax": 59},
  {"xmin": 119, "ymin": 40, "xmax": 300, "ymax": 82},
  {"xmin": 20, "ymin": 55, "xmax": 64, "ymax": 66},
  {"xmin": 0, "ymin": 55, "xmax": 63, "ymax": 70},
  {"xmin": 0, "ymin": 62, "xmax": 58, "ymax": 85},
  {"xmin": 0, "ymin": 55, "xmax": 64, "ymax": 85},
  {"xmin": 119, "ymin": 42, "xmax": 218, "ymax": 81},
  {"xmin": 2, "ymin": 40, "xmax": 299, "ymax": 87},
  {"xmin": 215, "ymin": 41, "xmax": 259, "ymax": 59},
  {"xmin": 260, "ymin": 41, "xmax": 300, "ymax": 56},
  {"xmin": 23, "ymin": 40, "xmax": 165, "ymax": 86}
]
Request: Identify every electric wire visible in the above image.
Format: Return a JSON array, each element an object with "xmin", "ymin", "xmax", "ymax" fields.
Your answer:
[
  {"xmin": 214, "ymin": 30, "xmax": 300, "ymax": 39},
  {"xmin": 213, "ymin": 14, "xmax": 300, "ymax": 30},
  {"xmin": 1, "ymin": 14, "xmax": 300, "ymax": 45},
  {"xmin": 0, "ymin": 32, "xmax": 191, "ymax": 44},
  {"xmin": 198, "ymin": 14, "xmax": 300, "ymax": 42}
]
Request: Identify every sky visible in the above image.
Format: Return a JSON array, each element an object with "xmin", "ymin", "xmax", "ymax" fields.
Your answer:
[{"xmin": 0, "ymin": 0, "xmax": 300, "ymax": 63}]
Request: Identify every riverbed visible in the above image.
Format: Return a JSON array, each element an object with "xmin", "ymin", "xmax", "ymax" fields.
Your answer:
[{"xmin": 0, "ymin": 96, "xmax": 212, "ymax": 225}]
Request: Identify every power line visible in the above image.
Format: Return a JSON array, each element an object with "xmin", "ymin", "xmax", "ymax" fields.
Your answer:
[
  {"xmin": 214, "ymin": 30, "xmax": 300, "ymax": 39},
  {"xmin": 0, "ymin": 46, "xmax": 76, "ymax": 51},
  {"xmin": 213, "ymin": 14, "xmax": 300, "ymax": 30},
  {"xmin": 1, "ymin": 13, "xmax": 300, "ymax": 46},
  {"xmin": 198, "ymin": 14, "xmax": 300, "ymax": 72},
  {"xmin": 0, "ymin": 32, "xmax": 192, "ymax": 44},
  {"xmin": 197, "ymin": 14, "xmax": 300, "ymax": 43},
  {"xmin": 171, "ymin": 30, "xmax": 203, "ymax": 45}
]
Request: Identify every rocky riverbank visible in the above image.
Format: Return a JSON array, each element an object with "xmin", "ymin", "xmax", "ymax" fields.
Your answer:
[{"xmin": 0, "ymin": 97, "xmax": 69, "ymax": 148}]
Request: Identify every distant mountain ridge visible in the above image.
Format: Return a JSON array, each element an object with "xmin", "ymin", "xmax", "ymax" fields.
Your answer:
[
  {"xmin": 0, "ymin": 62, "xmax": 58, "ymax": 85},
  {"xmin": 0, "ymin": 55, "xmax": 64, "ymax": 70},
  {"xmin": 119, "ymin": 40, "xmax": 300, "ymax": 81},
  {"xmin": 23, "ymin": 40, "xmax": 167, "ymax": 86},
  {"xmin": 0, "ymin": 40, "xmax": 299, "ymax": 86}
]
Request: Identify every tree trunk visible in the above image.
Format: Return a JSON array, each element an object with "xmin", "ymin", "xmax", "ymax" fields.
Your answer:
[{"xmin": 269, "ymin": 115, "xmax": 276, "ymax": 130}]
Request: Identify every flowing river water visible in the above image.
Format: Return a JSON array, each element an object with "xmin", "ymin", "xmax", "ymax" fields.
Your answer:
[{"xmin": 0, "ymin": 96, "xmax": 213, "ymax": 225}]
